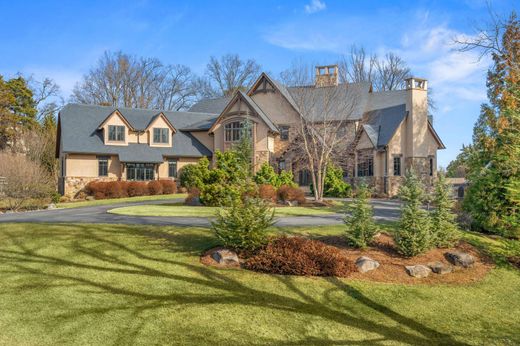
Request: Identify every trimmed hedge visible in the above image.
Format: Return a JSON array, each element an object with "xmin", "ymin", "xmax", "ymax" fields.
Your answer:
[
  {"xmin": 85, "ymin": 180, "xmax": 177, "ymax": 199},
  {"xmin": 277, "ymin": 185, "xmax": 306, "ymax": 204},
  {"xmin": 245, "ymin": 236, "xmax": 355, "ymax": 277}
]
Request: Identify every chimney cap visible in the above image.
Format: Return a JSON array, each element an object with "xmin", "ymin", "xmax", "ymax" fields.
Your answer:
[{"xmin": 405, "ymin": 77, "xmax": 428, "ymax": 90}]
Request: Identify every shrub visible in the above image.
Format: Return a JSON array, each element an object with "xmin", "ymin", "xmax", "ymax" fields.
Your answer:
[
  {"xmin": 105, "ymin": 181, "xmax": 124, "ymax": 199},
  {"xmin": 430, "ymin": 173, "xmax": 459, "ymax": 247},
  {"xmin": 212, "ymin": 197, "xmax": 274, "ymax": 251},
  {"xmin": 254, "ymin": 162, "xmax": 279, "ymax": 186},
  {"xmin": 159, "ymin": 179, "xmax": 177, "ymax": 194},
  {"xmin": 178, "ymin": 157, "xmax": 210, "ymax": 189},
  {"xmin": 200, "ymin": 183, "xmax": 242, "ymax": 206},
  {"xmin": 258, "ymin": 184, "xmax": 276, "ymax": 203},
  {"xmin": 185, "ymin": 187, "xmax": 200, "ymax": 205},
  {"xmin": 127, "ymin": 181, "xmax": 147, "ymax": 197},
  {"xmin": 277, "ymin": 185, "xmax": 305, "ymax": 204},
  {"xmin": 278, "ymin": 170, "xmax": 297, "ymax": 187},
  {"xmin": 148, "ymin": 180, "xmax": 163, "ymax": 195},
  {"xmin": 323, "ymin": 163, "xmax": 351, "ymax": 197},
  {"xmin": 394, "ymin": 170, "xmax": 431, "ymax": 257},
  {"xmin": 245, "ymin": 236, "xmax": 355, "ymax": 277},
  {"xmin": 344, "ymin": 183, "xmax": 377, "ymax": 248}
]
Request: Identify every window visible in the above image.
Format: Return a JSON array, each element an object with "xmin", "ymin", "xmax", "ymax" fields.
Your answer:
[
  {"xmin": 393, "ymin": 157, "xmax": 401, "ymax": 176},
  {"xmin": 98, "ymin": 156, "xmax": 109, "ymax": 177},
  {"xmin": 225, "ymin": 121, "xmax": 251, "ymax": 142},
  {"xmin": 429, "ymin": 157, "xmax": 434, "ymax": 176},
  {"xmin": 126, "ymin": 163, "xmax": 155, "ymax": 181},
  {"xmin": 279, "ymin": 126, "xmax": 289, "ymax": 141},
  {"xmin": 278, "ymin": 159, "xmax": 286, "ymax": 172},
  {"xmin": 108, "ymin": 125, "xmax": 125, "ymax": 142},
  {"xmin": 168, "ymin": 159, "xmax": 178, "ymax": 178},
  {"xmin": 298, "ymin": 169, "xmax": 311, "ymax": 186},
  {"xmin": 357, "ymin": 156, "xmax": 373, "ymax": 177},
  {"xmin": 153, "ymin": 128, "xmax": 169, "ymax": 144}
]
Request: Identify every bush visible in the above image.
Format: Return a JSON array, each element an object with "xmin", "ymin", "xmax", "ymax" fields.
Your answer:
[
  {"xmin": 258, "ymin": 184, "xmax": 276, "ymax": 203},
  {"xmin": 212, "ymin": 197, "xmax": 274, "ymax": 251},
  {"xmin": 105, "ymin": 181, "xmax": 124, "ymax": 199},
  {"xmin": 178, "ymin": 157, "xmax": 210, "ymax": 189},
  {"xmin": 430, "ymin": 173, "xmax": 459, "ymax": 247},
  {"xmin": 245, "ymin": 236, "xmax": 355, "ymax": 277},
  {"xmin": 394, "ymin": 170, "xmax": 431, "ymax": 257},
  {"xmin": 127, "ymin": 181, "xmax": 147, "ymax": 197},
  {"xmin": 277, "ymin": 185, "xmax": 305, "ymax": 204},
  {"xmin": 323, "ymin": 163, "xmax": 351, "ymax": 197},
  {"xmin": 148, "ymin": 180, "xmax": 163, "ymax": 195},
  {"xmin": 254, "ymin": 162, "xmax": 279, "ymax": 186},
  {"xmin": 200, "ymin": 183, "xmax": 242, "ymax": 207},
  {"xmin": 159, "ymin": 179, "xmax": 177, "ymax": 194},
  {"xmin": 344, "ymin": 184, "xmax": 377, "ymax": 248},
  {"xmin": 278, "ymin": 170, "xmax": 297, "ymax": 187}
]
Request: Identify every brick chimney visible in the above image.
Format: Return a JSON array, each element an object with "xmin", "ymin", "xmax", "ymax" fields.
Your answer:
[{"xmin": 315, "ymin": 65, "xmax": 338, "ymax": 87}]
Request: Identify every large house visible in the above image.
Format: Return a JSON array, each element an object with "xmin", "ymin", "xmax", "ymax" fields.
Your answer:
[{"xmin": 56, "ymin": 64, "xmax": 445, "ymax": 197}]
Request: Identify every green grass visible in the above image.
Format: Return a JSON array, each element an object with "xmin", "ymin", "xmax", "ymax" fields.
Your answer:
[
  {"xmin": 107, "ymin": 202, "xmax": 340, "ymax": 217},
  {"xmin": 57, "ymin": 194, "xmax": 187, "ymax": 209},
  {"xmin": 0, "ymin": 223, "xmax": 519, "ymax": 345}
]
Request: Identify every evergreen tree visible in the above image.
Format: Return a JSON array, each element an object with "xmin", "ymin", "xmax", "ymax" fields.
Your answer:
[
  {"xmin": 431, "ymin": 173, "xmax": 459, "ymax": 247},
  {"xmin": 464, "ymin": 13, "xmax": 520, "ymax": 237},
  {"xmin": 344, "ymin": 183, "xmax": 377, "ymax": 248},
  {"xmin": 395, "ymin": 170, "xmax": 431, "ymax": 257}
]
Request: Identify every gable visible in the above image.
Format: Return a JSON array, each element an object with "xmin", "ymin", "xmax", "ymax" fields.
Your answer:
[
  {"xmin": 145, "ymin": 113, "xmax": 177, "ymax": 133},
  {"xmin": 97, "ymin": 110, "xmax": 133, "ymax": 130},
  {"xmin": 357, "ymin": 129, "xmax": 375, "ymax": 150},
  {"xmin": 428, "ymin": 122, "xmax": 446, "ymax": 149}
]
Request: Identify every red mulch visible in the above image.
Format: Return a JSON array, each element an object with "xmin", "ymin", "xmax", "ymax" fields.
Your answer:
[{"xmin": 200, "ymin": 233, "xmax": 494, "ymax": 285}]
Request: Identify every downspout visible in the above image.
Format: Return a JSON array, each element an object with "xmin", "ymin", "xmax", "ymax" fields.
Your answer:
[{"xmin": 384, "ymin": 145, "xmax": 388, "ymax": 195}]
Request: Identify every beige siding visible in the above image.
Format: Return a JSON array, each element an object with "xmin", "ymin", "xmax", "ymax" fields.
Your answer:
[{"xmin": 66, "ymin": 154, "xmax": 121, "ymax": 178}]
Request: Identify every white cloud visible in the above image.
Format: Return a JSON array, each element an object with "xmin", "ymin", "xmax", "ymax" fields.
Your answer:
[{"xmin": 304, "ymin": 0, "xmax": 326, "ymax": 14}]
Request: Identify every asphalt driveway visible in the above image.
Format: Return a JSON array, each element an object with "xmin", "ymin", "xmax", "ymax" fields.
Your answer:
[{"xmin": 0, "ymin": 198, "xmax": 401, "ymax": 227}]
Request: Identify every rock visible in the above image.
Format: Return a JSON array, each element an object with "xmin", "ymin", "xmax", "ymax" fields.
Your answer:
[
  {"xmin": 427, "ymin": 261, "xmax": 453, "ymax": 275},
  {"xmin": 284, "ymin": 200, "xmax": 298, "ymax": 206},
  {"xmin": 47, "ymin": 203, "xmax": 57, "ymax": 210},
  {"xmin": 86, "ymin": 196, "xmax": 95, "ymax": 201},
  {"xmin": 405, "ymin": 265, "xmax": 432, "ymax": 278},
  {"xmin": 211, "ymin": 249, "xmax": 239, "ymax": 265},
  {"xmin": 445, "ymin": 251, "xmax": 475, "ymax": 268},
  {"xmin": 185, "ymin": 197, "xmax": 202, "ymax": 206},
  {"xmin": 355, "ymin": 256, "xmax": 380, "ymax": 273}
]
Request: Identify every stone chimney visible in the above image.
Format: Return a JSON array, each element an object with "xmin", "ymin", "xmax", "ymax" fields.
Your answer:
[
  {"xmin": 405, "ymin": 77, "xmax": 430, "ymax": 167},
  {"xmin": 315, "ymin": 65, "xmax": 338, "ymax": 87}
]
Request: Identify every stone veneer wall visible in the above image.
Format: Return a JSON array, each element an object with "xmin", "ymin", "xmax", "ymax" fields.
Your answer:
[{"xmin": 63, "ymin": 176, "xmax": 118, "ymax": 198}]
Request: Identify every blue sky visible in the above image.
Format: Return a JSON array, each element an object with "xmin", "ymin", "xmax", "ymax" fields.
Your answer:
[{"xmin": 0, "ymin": 0, "xmax": 518, "ymax": 167}]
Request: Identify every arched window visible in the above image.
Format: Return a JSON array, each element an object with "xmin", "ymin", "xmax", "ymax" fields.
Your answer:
[{"xmin": 224, "ymin": 121, "xmax": 251, "ymax": 142}]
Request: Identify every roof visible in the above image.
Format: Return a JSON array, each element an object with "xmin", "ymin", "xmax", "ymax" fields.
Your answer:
[
  {"xmin": 362, "ymin": 104, "xmax": 407, "ymax": 148},
  {"xmin": 287, "ymin": 82, "xmax": 372, "ymax": 121},
  {"xmin": 58, "ymin": 103, "xmax": 213, "ymax": 158},
  {"xmin": 188, "ymin": 96, "xmax": 231, "ymax": 114}
]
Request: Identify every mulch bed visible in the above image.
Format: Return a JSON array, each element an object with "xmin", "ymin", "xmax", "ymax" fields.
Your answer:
[{"xmin": 200, "ymin": 233, "xmax": 494, "ymax": 285}]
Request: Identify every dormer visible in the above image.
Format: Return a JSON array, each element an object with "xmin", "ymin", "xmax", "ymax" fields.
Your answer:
[
  {"xmin": 145, "ymin": 112, "xmax": 177, "ymax": 148},
  {"xmin": 97, "ymin": 109, "xmax": 133, "ymax": 146}
]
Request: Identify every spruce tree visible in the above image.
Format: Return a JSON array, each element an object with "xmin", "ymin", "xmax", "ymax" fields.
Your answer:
[
  {"xmin": 431, "ymin": 172, "xmax": 459, "ymax": 247},
  {"xmin": 395, "ymin": 170, "xmax": 431, "ymax": 257},
  {"xmin": 344, "ymin": 183, "xmax": 377, "ymax": 248}
]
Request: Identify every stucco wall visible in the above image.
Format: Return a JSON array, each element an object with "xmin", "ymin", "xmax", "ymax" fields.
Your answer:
[
  {"xmin": 148, "ymin": 115, "xmax": 173, "ymax": 147},
  {"xmin": 66, "ymin": 154, "xmax": 121, "ymax": 178},
  {"xmin": 190, "ymin": 131, "xmax": 214, "ymax": 152}
]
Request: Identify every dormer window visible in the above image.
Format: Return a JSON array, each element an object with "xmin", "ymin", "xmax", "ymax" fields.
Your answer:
[
  {"xmin": 153, "ymin": 128, "xmax": 169, "ymax": 144},
  {"xmin": 108, "ymin": 125, "xmax": 125, "ymax": 142}
]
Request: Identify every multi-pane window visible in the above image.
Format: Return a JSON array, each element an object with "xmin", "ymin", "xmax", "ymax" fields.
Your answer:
[
  {"xmin": 298, "ymin": 169, "xmax": 311, "ymax": 186},
  {"xmin": 357, "ymin": 157, "xmax": 373, "ymax": 177},
  {"xmin": 279, "ymin": 126, "xmax": 289, "ymax": 141},
  {"xmin": 126, "ymin": 163, "xmax": 155, "ymax": 181},
  {"xmin": 224, "ymin": 121, "xmax": 251, "ymax": 142},
  {"xmin": 393, "ymin": 156, "xmax": 401, "ymax": 176},
  {"xmin": 98, "ymin": 156, "xmax": 109, "ymax": 177},
  {"xmin": 168, "ymin": 159, "xmax": 178, "ymax": 178},
  {"xmin": 429, "ymin": 157, "xmax": 434, "ymax": 176},
  {"xmin": 153, "ymin": 128, "xmax": 169, "ymax": 144},
  {"xmin": 278, "ymin": 159, "xmax": 286, "ymax": 172},
  {"xmin": 108, "ymin": 125, "xmax": 125, "ymax": 142}
]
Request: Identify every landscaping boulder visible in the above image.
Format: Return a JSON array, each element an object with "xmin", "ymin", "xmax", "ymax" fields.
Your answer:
[
  {"xmin": 427, "ymin": 261, "xmax": 453, "ymax": 275},
  {"xmin": 185, "ymin": 196, "xmax": 202, "ymax": 206},
  {"xmin": 211, "ymin": 249, "xmax": 239, "ymax": 265},
  {"xmin": 284, "ymin": 200, "xmax": 299, "ymax": 207},
  {"xmin": 355, "ymin": 256, "xmax": 380, "ymax": 273},
  {"xmin": 445, "ymin": 251, "xmax": 475, "ymax": 268},
  {"xmin": 47, "ymin": 203, "xmax": 57, "ymax": 210},
  {"xmin": 405, "ymin": 265, "xmax": 431, "ymax": 278}
]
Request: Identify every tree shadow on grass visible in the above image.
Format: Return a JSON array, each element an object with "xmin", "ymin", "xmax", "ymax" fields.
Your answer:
[{"xmin": 0, "ymin": 224, "xmax": 469, "ymax": 345}]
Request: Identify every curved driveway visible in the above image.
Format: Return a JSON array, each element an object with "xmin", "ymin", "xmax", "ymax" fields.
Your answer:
[{"xmin": 0, "ymin": 198, "xmax": 401, "ymax": 227}]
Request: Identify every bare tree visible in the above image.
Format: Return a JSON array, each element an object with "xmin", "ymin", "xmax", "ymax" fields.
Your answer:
[
  {"xmin": 72, "ymin": 51, "xmax": 199, "ymax": 111},
  {"xmin": 281, "ymin": 62, "xmax": 358, "ymax": 201},
  {"xmin": 374, "ymin": 53, "xmax": 411, "ymax": 91},
  {"xmin": 338, "ymin": 45, "xmax": 377, "ymax": 85},
  {"xmin": 205, "ymin": 54, "xmax": 261, "ymax": 97}
]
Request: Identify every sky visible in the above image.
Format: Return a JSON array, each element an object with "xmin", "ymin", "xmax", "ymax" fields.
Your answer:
[{"xmin": 0, "ymin": 0, "xmax": 518, "ymax": 167}]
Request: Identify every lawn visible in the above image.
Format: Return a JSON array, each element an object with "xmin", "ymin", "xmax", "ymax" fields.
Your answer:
[
  {"xmin": 56, "ymin": 194, "xmax": 187, "ymax": 209},
  {"xmin": 107, "ymin": 202, "xmax": 343, "ymax": 217},
  {"xmin": 0, "ymin": 223, "xmax": 519, "ymax": 345}
]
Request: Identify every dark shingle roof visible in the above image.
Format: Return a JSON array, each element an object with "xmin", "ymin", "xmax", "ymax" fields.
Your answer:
[
  {"xmin": 362, "ymin": 104, "xmax": 407, "ymax": 148},
  {"xmin": 59, "ymin": 104, "xmax": 213, "ymax": 158},
  {"xmin": 188, "ymin": 97, "xmax": 231, "ymax": 114}
]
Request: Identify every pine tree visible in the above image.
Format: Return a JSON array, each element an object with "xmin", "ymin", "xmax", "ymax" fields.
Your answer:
[
  {"xmin": 344, "ymin": 183, "xmax": 377, "ymax": 248},
  {"xmin": 395, "ymin": 170, "xmax": 431, "ymax": 257},
  {"xmin": 431, "ymin": 172, "xmax": 459, "ymax": 247}
]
